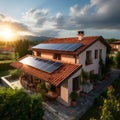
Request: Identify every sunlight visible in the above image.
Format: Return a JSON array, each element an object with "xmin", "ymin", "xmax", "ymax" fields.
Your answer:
[{"xmin": 0, "ymin": 27, "xmax": 15, "ymax": 41}]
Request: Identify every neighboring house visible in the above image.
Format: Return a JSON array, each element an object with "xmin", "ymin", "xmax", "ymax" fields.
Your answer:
[
  {"xmin": 110, "ymin": 40, "xmax": 120, "ymax": 54},
  {"xmin": 11, "ymin": 31, "xmax": 109, "ymax": 106},
  {"xmin": 0, "ymin": 47, "xmax": 14, "ymax": 54}
]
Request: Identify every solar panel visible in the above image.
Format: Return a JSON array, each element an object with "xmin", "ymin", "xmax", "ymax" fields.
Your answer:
[
  {"xmin": 19, "ymin": 56, "xmax": 63, "ymax": 73},
  {"xmin": 32, "ymin": 43, "xmax": 83, "ymax": 52}
]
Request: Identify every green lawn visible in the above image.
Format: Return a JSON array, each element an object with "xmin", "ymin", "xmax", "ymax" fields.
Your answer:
[
  {"xmin": 0, "ymin": 60, "xmax": 13, "ymax": 63},
  {"xmin": 0, "ymin": 52, "xmax": 15, "ymax": 60}
]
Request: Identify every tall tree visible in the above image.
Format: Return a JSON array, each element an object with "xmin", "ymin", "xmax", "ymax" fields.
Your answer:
[
  {"xmin": 14, "ymin": 39, "xmax": 30, "ymax": 59},
  {"xmin": 115, "ymin": 52, "xmax": 120, "ymax": 68}
]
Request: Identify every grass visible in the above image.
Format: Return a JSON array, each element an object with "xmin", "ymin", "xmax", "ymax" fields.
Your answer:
[
  {"xmin": 0, "ymin": 60, "xmax": 14, "ymax": 63},
  {"xmin": 0, "ymin": 52, "xmax": 16, "ymax": 61}
]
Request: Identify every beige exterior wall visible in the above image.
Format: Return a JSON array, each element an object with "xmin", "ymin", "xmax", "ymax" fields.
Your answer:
[
  {"xmin": 33, "ymin": 51, "xmax": 39, "ymax": 56},
  {"xmin": 78, "ymin": 40, "xmax": 107, "ymax": 74},
  {"xmin": 61, "ymin": 54, "xmax": 75, "ymax": 63},
  {"xmin": 41, "ymin": 52, "xmax": 53, "ymax": 59},
  {"xmin": 40, "ymin": 52, "xmax": 76, "ymax": 63},
  {"xmin": 59, "ymin": 69, "xmax": 81, "ymax": 106},
  {"xmin": 116, "ymin": 44, "xmax": 120, "ymax": 51}
]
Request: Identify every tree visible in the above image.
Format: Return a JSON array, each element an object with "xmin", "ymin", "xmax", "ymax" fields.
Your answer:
[
  {"xmin": 105, "ymin": 55, "xmax": 114, "ymax": 72},
  {"xmin": 90, "ymin": 86, "xmax": 120, "ymax": 120},
  {"xmin": 99, "ymin": 58, "xmax": 106, "ymax": 77},
  {"xmin": 0, "ymin": 87, "xmax": 44, "ymax": 120},
  {"xmin": 106, "ymin": 38, "xmax": 117, "ymax": 44},
  {"xmin": 80, "ymin": 69, "xmax": 89, "ymax": 92},
  {"xmin": 100, "ymin": 86, "xmax": 120, "ymax": 120},
  {"xmin": 115, "ymin": 52, "xmax": 120, "ymax": 68},
  {"xmin": 14, "ymin": 39, "xmax": 30, "ymax": 59}
]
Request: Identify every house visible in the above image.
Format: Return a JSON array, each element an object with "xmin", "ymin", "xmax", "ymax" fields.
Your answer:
[
  {"xmin": 110, "ymin": 40, "xmax": 120, "ymax": 54},
  {"xmin": 0, "ymin": 47, "xmax": 14, "ymax": 54},
  {"xmin": 11, "ymin": 31, "xmax": 109, "ymax": 106}
]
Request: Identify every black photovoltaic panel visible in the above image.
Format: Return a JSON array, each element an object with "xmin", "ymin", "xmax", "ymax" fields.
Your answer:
[
  {"xmin": 19, "ymin": 56, "xmax": 63, "ymax": 73},
  {"xmin": 32, "ymin": 43, "xmax": 83, "ymax": 51}
]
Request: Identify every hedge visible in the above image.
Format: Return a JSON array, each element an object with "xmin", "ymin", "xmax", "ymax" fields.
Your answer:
[{"xmin": 0, "ymin": 61, "xmax": 14, "ymax": 71}]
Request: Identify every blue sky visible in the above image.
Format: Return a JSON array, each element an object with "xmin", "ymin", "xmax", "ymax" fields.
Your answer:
[{"xmin": 0, "ymin": 0, "xmax": 120, "ymax": 39}]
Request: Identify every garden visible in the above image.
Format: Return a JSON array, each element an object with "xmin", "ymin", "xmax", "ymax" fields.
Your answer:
[{"xmin": 80, "ymin": 76, "xmax": 120, "ymax": 120}]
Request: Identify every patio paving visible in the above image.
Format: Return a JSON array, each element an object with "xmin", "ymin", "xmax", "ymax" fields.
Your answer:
[{"xmin": 43, "ymin": 69, "xmax": 120, "ymax": 120}]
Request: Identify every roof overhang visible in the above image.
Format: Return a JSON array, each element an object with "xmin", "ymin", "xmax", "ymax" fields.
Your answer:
[{"xmin": 11, "ymin": 55, "xmax": 82, "ymax": 86}]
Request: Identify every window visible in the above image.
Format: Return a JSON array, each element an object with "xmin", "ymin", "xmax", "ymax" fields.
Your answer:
[
  {"xmin": 73, "ymin": 76, "xmax": 80, "ymax": 91},
  {"xmin": 34, "ymin": 51, "xmax": 41, "ymax": 56},
  {"xmin": 86, "ymin": 50, "xmax": 92, "ymax": 65},
  {"xmin": 99, "ymin": 49, "xmax": 102, "ymax": 59},
  {"xmin": 95, "ymin": 50, "xmax": 98, "ymax": 59},
  {"xmin": 53, "ymin": 53, "xmax": 61, "ymax": 60}
]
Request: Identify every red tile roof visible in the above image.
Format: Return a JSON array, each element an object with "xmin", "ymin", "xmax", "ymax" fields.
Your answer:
[
  {"xmin": 11, "ymin": 55, "xmax": 81, "ymax": 86},
  {"xmin": 31, "ymin": 36, "xmax": 110, "ymax": 55},
  {"xmin": 111, "ymin": 40, "xmax": 120, "ymax": 44}
]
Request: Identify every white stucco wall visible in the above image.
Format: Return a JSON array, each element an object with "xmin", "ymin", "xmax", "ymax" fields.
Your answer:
[
  {"xmin": 116, "ymin": 45, "xmax": 120, "ymax": 51},
  {"xmin": 78, "ymin": 40, "xmax": 107, "ymax": 74}
]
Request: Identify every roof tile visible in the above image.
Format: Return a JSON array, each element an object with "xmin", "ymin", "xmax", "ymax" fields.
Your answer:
[{"xmin": 11, "ymin": 55, "xmax": 81, "ymax": 86}]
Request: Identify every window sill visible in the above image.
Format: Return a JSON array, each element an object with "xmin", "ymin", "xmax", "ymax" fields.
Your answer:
[{"xmin": 85, "ymin": 62, "xmax": 93, "ymax": 66}]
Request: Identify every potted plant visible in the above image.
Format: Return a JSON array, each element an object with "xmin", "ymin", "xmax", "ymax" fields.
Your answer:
[
  {"xmin": 70, "ymin": 91, "xmax": 78, "ymax": 107},
  {"xmin": 80, "ymin": 69, "xmax": 89, "ymax": 95},
  {"xmin": 90, "ymin": 73, "xmax": 99, "ymax": 89}
]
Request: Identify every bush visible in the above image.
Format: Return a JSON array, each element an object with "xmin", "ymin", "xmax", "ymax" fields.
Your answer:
[
  {"xmin": 0, "ymin": 88, "xmax": 44, "ymax": 120},
  {"xmin": 0, "ymin": 53, "xmax": 12, "ymax": 60},
  {"xmin": 9, "ymin": 69, "xmax": 21, "ymax": 79},
  {"xmin": 100, "ymin": 91, "xmax": 107, "ymax": 98},
  {"xmin": 70, "ymin": 91, "xmax": 78, "ymax": 101},
  {"xmin": 0, "ymin": 61, "xmax": 14, "ymax": 71},
  {"xmin": 115, "ymin": 52, "xmax": 120, "ymax": 68},
  {"xmin": 93, "ymin": 97, "xmax": 103, "ymax": 106}
]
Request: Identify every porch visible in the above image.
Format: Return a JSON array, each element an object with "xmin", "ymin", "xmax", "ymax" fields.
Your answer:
[{"xmin": 20, "ymin": 73, "xmax": 60, "ymax": 100}]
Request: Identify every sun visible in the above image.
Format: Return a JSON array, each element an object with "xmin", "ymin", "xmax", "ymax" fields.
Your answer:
[{"xmin": 0, "ymin": 27, "xmax": 15, "ymax": 41}]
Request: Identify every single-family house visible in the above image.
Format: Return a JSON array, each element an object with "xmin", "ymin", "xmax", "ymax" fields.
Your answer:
[
  {"xmin": 110, "ymin": 40, "xmax": 120, "ymax": 54},
  {"xmin": 11, "ymin": 31, "xmax": 109, "ymax": 106}
]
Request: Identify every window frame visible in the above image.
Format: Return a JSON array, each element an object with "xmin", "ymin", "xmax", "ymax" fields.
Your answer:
[
  {"xmin": 95, "ymin": 50, "xmax": 98, "ymax": 59},
  {"xmin": 53, "ymin": 53, "xmax": 61, "ymax": 60},
  {"xmin": 85, "ymin": 50, "xmax": 92, "ymax": 65},
  {"xmin": 73, "ymin": 76, "xmax": 80, "ymax": 91}
]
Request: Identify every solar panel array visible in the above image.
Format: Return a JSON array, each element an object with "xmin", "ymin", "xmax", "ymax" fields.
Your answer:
[
  {"xmin": 19, "ymin": 56, "xmax": 63, "ymax": 73},
  {"xmin": 32, "ymin": 43, "xmax": 83, "ymax": 51}
]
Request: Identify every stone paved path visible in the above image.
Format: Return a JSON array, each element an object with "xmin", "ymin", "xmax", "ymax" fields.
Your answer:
[{"xmin": 43, "ymin": 69, "xmax": 120, "ymax": 120}]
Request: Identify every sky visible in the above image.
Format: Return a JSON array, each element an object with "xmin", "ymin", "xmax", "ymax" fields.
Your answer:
[{"xmin": 0, "ymin": 0, "xmax": 120, "ymax": 39}]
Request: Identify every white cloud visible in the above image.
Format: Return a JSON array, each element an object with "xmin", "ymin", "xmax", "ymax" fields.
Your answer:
[
  {"xmin": 1, "ymin": 0, "xmax": 119, "ymax": 38},
  {"xmin": 0, "ymin": 13, "xmax": 31, "ymax": 35},
  {"xmin": 23, "ymin": 8, "xmax": 49, "ymax": 27}
]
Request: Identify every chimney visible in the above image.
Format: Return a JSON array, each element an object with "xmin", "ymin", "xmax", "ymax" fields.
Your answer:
[{"xmin": 77, "ymin": 31, "xmax": 84, "ymax": 40}]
